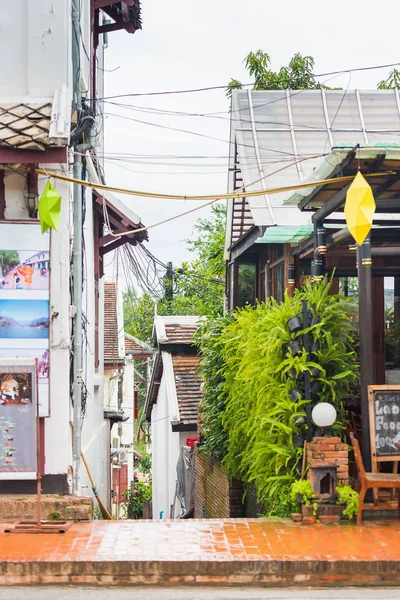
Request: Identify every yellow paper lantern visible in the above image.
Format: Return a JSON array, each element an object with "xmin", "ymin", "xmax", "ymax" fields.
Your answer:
[{"xmin": 344, "ymin": 171, "xmax": 376, "ymax": 246}]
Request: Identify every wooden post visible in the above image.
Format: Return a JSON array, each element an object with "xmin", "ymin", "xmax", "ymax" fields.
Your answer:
[
  {"xmin": 35, "ymin": 359, "xmax": 42, "ymax": 526},
  {"xmin": 395, "ymin": 278, "xmax": 400, "ymax": 328},
  {"xmin": 302, "ymin": 300, "xmax": 313, "ymax": 442},
  {"xmin": 357, "ymin": 235, "xmax": 374, "ymax": 472},
  {"xmin": 373, "ymin": 277, "xmax": 385, "ymax": 384}
]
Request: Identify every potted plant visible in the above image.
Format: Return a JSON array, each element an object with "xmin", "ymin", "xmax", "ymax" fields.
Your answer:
[
  {"xmin": 287, "ymin": 315, "xmax": 302, "ymax": 333},
  {"xmin": 288, "ymin": 339, "xmax": 302, "ymax": 356}
]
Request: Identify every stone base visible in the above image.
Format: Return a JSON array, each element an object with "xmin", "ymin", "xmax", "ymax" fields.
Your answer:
[
  {"xmin": 0, "ymin": 495, "xmax": 92, "ymax": 523},
  {"xmin": 301, "ymin": 503, "xmax": 344, "ymax": 518}
]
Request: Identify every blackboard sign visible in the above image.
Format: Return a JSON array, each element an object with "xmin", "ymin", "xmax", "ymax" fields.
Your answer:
[{"xmin": 368, "ymin": 385, "xmax": 400, "ymax": 466}]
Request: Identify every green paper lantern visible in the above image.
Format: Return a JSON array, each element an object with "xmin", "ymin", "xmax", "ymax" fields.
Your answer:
[{"xmin": 38, "ymin": 180, "xmax": 62, "ymax": 234}]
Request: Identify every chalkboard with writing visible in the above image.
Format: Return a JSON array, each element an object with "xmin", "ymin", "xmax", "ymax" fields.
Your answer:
[{"xmin": 368, "ymin": 385, "xmax": 400, "ymax": 464}]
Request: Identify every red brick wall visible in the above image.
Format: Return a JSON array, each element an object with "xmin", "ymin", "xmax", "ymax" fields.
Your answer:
[
  {"xmin": 307, "ymin": 436, "xmax": 349, "ymax": 486},
  {"xmin": 0, "ymin": 495, "xmax": 93, "ymax": 523},
  {"xmin": 194, "ymin": 451, "xmax": 244, "ymax": 518}
]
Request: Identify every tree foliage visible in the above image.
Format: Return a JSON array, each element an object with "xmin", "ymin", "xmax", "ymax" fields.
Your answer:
[
  {"xmin": 377, "ymin": 68, "xmax": 400, "ymax": 89},
  {"xmin": 227, "ymin": 50, "xmax": 334, "ymax": 98},
  {"xmin": 123, "ymin": 204, "xmax": 226, "ymax": 342},
  {"xmin": 0, "ymin": 250, "xmax": 20, "ymax": 273}
]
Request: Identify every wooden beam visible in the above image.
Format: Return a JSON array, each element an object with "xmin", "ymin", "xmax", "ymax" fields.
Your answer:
[
  {"xmin": 0, "ymin": 170, "xmax": 5, "ymax": 220},
  {"xmin": 100, "ymin": 236, "xmax": 131, "ymax": 255},
  {"xmin": 0, "ymin": 147, "xmax": 68, "ymax": 164}
]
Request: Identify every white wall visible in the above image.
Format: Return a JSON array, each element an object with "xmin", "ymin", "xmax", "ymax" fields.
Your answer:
[
  {"xmin": 3, "ymin": 167, "xmax": 71, "ymax": 479},
  {"xmin": 151, "ymin": 373, "xmax": 181, "ymax": 520},
  {"xmin": 79, "ymin": 185, "xmax": 108, "ymax": 502},
  {"xmin": 0, "ymin": 0, "xmax": 71, "ymax": 99},
  {"xmin": 122, "ymin": 359, "xmax": 135, "ymax": 484}
]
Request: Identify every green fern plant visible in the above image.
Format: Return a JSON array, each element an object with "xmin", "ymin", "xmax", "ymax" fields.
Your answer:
[{"xmin": 197, "ymin": 277, "xmax": 358, "ymax": 508}]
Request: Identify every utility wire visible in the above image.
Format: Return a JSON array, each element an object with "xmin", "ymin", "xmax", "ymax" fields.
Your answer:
[{"xmin": 93, "ymin": 61, "xmax": 400, "ymax": 100}]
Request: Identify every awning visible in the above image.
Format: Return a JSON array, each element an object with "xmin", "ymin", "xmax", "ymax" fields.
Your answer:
[{"xmin": 256, "ymin": 225, "xmax": 313, "ymax": 244}]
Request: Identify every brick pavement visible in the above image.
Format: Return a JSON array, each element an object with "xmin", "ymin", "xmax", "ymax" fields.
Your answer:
[{"xmin": 1, "ymin": 518, "xmax": 400, "ymax": 586}]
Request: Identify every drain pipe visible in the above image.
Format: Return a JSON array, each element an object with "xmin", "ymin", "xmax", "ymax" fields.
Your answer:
[{"xmin": 71, "ymin": 0, "xmax": 83, "ymax": 496}]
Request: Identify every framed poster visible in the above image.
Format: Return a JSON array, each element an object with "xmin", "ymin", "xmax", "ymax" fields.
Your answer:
[
  {"xmin": 0, "ymin": 223, "xmax": 50, "ymax": 417},
  {"xmin": 0, "ymin": 358, "xmax": 37, "ymax": 480}
]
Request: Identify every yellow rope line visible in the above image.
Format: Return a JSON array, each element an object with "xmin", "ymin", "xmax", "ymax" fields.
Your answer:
[{"xmin": 20, "ymin": 165, "xmax": 395, "ymax": 202}]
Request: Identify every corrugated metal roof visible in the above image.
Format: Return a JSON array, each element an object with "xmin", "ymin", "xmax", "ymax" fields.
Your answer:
[
  {"xmin": 256, "ymin": 225, "xmax": 313, "ymax": 244},
  {"xmin": 231, "ymin": 89, "xmax": 400, "ymax": 228}
]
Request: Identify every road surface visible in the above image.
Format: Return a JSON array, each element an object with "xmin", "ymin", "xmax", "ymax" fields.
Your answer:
[{"xmin": 0, "ymin": 588, "xmax": 398, "ymax": 599}]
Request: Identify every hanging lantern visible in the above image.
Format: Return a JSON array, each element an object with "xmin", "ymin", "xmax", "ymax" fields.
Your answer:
[
  {"xmin": 344, "ymin": 172, "xmax": 376, "ymax": 246},
  {"xmin": 38, "ymin": 180, "xmax": 62, "ymax": 234}
]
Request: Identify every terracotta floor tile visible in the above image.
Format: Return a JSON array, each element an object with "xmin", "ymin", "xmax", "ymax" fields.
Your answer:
[{"xmin": 1, "ymin": 518, "xmax": 400, "ymax": 564}]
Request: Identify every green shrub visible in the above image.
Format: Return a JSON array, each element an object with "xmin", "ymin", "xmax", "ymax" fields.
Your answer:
[
  {"xmin": 196, "ymin": 313, "xmax": 233, "ymax": 460},
  {"xmin": 198, "ymin": 277, "xmax": 358, "ymax": 509},
  {"xmin": 336, "ymin": 483, "xmax": 359, "ymax": 521},
  {"xmin": 138, "ymin": 455, "xmax": 152, "ymax": 475},
  {"xmin": 122, "ymin": 481, "xmax": 152, "ymax": 519},
  {"xmin": 290, "ymin": 479, "xmax": 314, "ymax": 508}
]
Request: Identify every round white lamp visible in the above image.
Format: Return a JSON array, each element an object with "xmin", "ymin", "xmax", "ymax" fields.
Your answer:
[{"xmin": 311, "ymin": 402, "xmax": 337, "ymax": 437}]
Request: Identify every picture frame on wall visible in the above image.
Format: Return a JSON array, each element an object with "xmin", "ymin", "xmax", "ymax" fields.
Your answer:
[
  {"xmin": 0, "ymin": 358, "xmax": 38, "ymax": 480},
  {"xmin": 0, "ymin": 223, "xmax": 50, "ymax": 417}
]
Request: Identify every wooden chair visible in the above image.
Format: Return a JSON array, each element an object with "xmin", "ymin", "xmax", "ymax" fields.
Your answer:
[{"xmin": 350, "ymin": 433, "xmax": 400, "ymax": 525}]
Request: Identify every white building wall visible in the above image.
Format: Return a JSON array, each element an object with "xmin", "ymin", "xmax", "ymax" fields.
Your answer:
[
  {"xmin": 0, "ymin": 0, "xmax": 71, "ymax": 98},
  {"xmin": 122, "ymin": 359, "xmax": 135, "ymax": 485},
  {"xmin": 79, "ymin": 185, "xmax": 108, "ymax": 502},
  {"xmin": 151, "ymin": 373, "xmax": 181, "ymax": 520},
  {"xmin": 3, "ymin": 169, "xmax": 71, "ymax": 479}
]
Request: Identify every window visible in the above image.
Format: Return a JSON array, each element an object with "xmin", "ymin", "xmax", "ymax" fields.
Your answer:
[
  {"xmin": 237, "ymin": 263, "xmax": 256, "ymax": 308},
  {"xmin": 275, "ymin": 262, "xmax": 284, "ymax": 303}
]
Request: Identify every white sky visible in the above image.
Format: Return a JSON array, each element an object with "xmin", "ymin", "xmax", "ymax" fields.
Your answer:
[{"xmin": 103, "ymin": 0, "xmax": 400, "ymax": 267}]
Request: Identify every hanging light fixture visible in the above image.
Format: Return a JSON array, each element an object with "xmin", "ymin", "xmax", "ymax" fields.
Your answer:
[
  {"xmin": 287, "ymin": 264, "xmax": 295, "ymax": 286},
  {"xmin": 344, "ymin": 171, "xmax": 376, "ymax": 246},
  {"xmin": 312, "ymin": 402, "xmax": 337, "ymax": 437},
  {"xmin": 24, "ymin": 168, "xmax": 39, "ymax": 218}
]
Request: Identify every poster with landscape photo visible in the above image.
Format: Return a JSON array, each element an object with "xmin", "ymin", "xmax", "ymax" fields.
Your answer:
[
  {"xmin": 0, "ymin": 299, "xmax": 49, "ymax": 339},
  {"xmin": 0, "ymin": 224, "xmax": 50, "ymax": 418},
  {"xmin": 0, "ymin": 359, "xmax": 37, "ymax": 480}
]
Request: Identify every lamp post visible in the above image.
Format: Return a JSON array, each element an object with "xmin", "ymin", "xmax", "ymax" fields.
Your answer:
[{"xmin": 311, "ymin": 402, "xmax": 337, "ymax": 437}]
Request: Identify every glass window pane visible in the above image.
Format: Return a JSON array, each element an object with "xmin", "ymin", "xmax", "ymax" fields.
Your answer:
[
  {"xmin": 237, "ymin": 263, "xmax": 256, "ymax": 308},
  {"xmin": 276, "ymin": 263, "xmax": 284, "ymax": 303}
]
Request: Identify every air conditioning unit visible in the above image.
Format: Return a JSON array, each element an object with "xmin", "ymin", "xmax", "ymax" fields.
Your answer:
[{"xmin": 118, "ymin": 449, "xmax": 129, "ymax": 464}]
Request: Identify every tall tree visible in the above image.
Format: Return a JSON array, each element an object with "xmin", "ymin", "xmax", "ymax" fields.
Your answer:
[
  {"xmin": 227, "ymin": 50, "xmax": 331, "ymax": 98},
  {"xmin": 377, "ymin": 68, "xmax": 400, "ymax": 89}
]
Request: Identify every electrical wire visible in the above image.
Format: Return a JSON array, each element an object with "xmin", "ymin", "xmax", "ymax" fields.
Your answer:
[{"xmin": 93, "ymin": 61, "xmax": 400, "ymax": 100}]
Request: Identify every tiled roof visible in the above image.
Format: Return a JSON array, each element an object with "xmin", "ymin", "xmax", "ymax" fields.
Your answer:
[
  {"xmin": 162, "ymin": 324, "xmax": 199, "ymax": 346},
  {"xmin": 0, "ymin": 103, "xmax": 52, "ymax": 150},
  {"xmin": 104, "ymin": 282, "xmax": 123, "ymax": 364},
  {"xmin": 125, "ymin": 333, "xmax": 153, "ymax": 357},
  {"xmin": 172, "ymin": 355, "xmax": 202, "ymax": 426}
]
